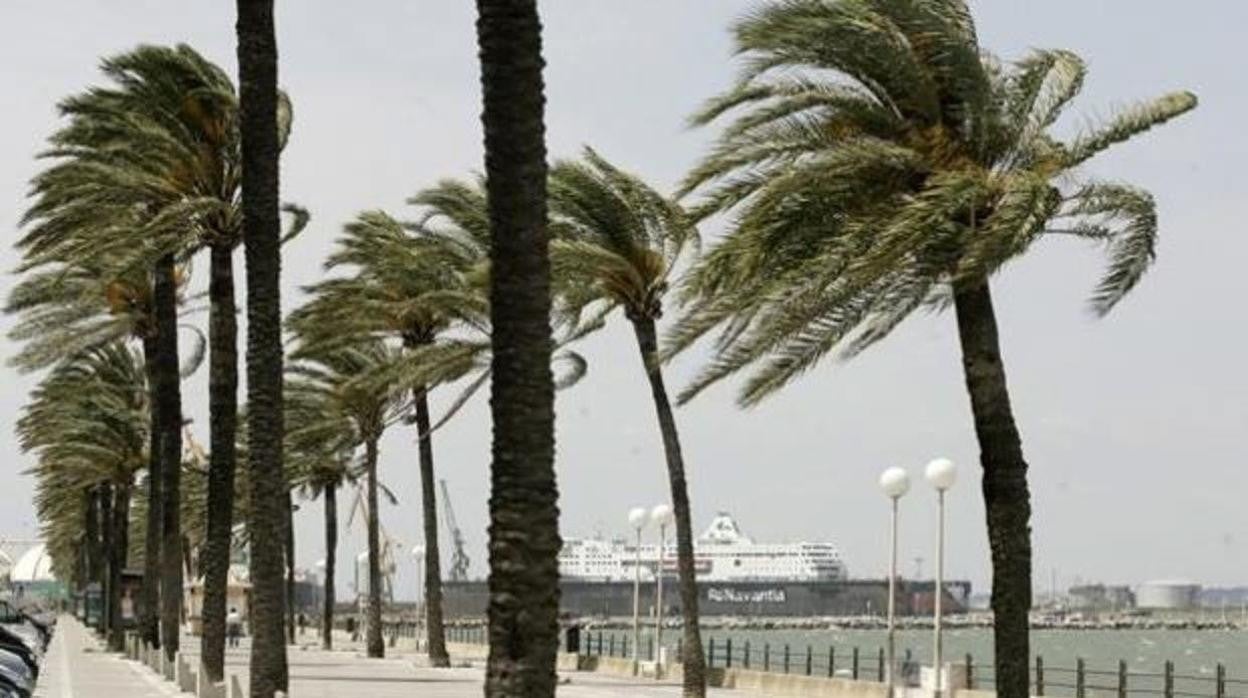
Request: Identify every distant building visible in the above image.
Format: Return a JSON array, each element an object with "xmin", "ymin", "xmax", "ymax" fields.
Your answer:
[
  {"xmin": 1137, "ymin": 580, "xmax": 1201, "ymax": 610},
  {"xmin": 1069, "ymin": 584, "xmax": 1135, "ymax": 611}
]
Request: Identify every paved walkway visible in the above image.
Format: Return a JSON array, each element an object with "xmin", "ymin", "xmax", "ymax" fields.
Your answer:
[
  {"xmin": 33, "ymin": 616, "xmax": 751, "ymax": 697},
  {"xmin": 33, "ymin": 616, "xmax": 177, "ymax": 698}
]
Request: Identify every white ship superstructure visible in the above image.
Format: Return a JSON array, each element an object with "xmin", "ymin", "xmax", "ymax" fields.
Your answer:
[{"xmin": 559, "ymin": 512, "xmax": 847, "ymax": 583}]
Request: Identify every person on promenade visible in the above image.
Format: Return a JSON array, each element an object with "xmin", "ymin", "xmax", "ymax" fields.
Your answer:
[{"xmin": 226, "ymin": 607, "xmax": 242, "ymax": 648}]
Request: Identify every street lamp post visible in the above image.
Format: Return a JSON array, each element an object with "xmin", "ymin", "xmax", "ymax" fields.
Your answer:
[
  {"xmin": 925, "ymin": 458, "xmax": 957, "ymax": 698},
  {"xmin": 879, "ymin": 467, "xmax": 911, "ymax": 697},
  {"xmin": 628, "ymin": 507, "xmax": 649, "ymax": 676},
  {"xmin": 650, "ymin": 504, "xmax": 674, "ymax": 677}
]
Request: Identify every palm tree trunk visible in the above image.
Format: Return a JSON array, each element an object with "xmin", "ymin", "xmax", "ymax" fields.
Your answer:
[
  {"xmin": 201, "ymin": 243, "xmax": 239, "ymax": 683},
  {"xmin": 84, "ymin": 487, "xmax": 102, "ymax": 592},
  {"xmin": 154, "ymin": 254, "xmax": 184, "ymax": 664},
  {"xmin": 475, "ymin": 1, "xmax": 560, "ymax": 696},
  {"xmin": 413, "ymin": 388, "xmax": 450, "ymax": 666},
  {"xmin": 364, "ymin": 435, "xmax": 385, "ymax": 657},
  {"xmin": 236, "ymin": 0, "xmax": 289, "ymax": 693},
  {"xmin": 321, "ymin": 482, "xmax": 337, "ymax": 651},
  {"xmin": 953, "ymin": 281, "xmax": 1032, "ymax": 698},
  {"xmin": 632, "ymin": 317, "xmax": 707, "ymax": 697},
  {"xmin": 140, "ymin": 334, "xmax": 162, "ymax": 649},
  {"xmin": 286, "ymin": 492, "xmax": 296, "ymax": 645},
  {"xmin": 99, "ymin": 483, "xmax": 114, "ymax": 638},
  {"xmin": 108, "ymin": 482, "xmax": 131, "ymax": 651}
]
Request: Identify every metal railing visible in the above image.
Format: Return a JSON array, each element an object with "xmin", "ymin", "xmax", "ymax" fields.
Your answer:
[{"xmin": 575, "ymin": 630, "xmax": 1247, "ymax": 698}]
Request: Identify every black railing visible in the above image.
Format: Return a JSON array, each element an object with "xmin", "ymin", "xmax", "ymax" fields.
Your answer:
[{"xmin": 574, "ymin": 630, "xmax": 1246, "ymax": 698}]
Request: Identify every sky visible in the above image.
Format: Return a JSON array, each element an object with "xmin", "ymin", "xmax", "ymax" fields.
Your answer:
[{"xmin": 1, "ymin": 1, "xmax": 1245, "ymax": 602}]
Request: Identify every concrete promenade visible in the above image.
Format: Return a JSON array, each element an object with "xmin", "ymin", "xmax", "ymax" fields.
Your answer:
[{"xmin": 33, "ymin": 616, "xmax": 752, "ymax": 697}]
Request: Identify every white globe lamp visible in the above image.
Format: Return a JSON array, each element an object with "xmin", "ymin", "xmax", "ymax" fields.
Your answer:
[
  {"xmin": 628, "ymin": 507, "xmax": 649, "ymax": 530},
  {"xmin": 650, "ymin": 504, "xmax": 673, "ymax": 526},
  {"xmin": 925, "ymin": 458, "xmax": 957, "ymax": 491},
  {"xmin": 879, "ymin": 467, "xmax": 911, "ymax": 499}
]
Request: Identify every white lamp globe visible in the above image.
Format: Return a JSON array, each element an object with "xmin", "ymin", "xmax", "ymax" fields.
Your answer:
[
  {"xmin": 878, "ymin": 467, "xmax": 911, "ymax": 499},
  {"xmin": 628, "ymin": 507, "xmax": 649, "ymax": 529},
  {"xmin": 650, "ymin": 504, "xmax": 674, "ymax": 526},
  {"xmin": 925, "ymin": 458, "xmax": 957, "ymax": 491}
]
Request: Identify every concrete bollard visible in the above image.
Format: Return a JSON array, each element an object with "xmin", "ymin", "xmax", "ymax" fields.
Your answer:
[
  {"xmin": 176, "ymin": 652, "xmax": 198, "ymax": 692},
  {"xmin": 196, "ymin": 664, "xmax": 228, "ymax": 698}
]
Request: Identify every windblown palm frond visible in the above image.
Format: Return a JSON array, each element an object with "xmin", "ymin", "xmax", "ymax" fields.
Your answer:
[
  {"xmin": 671, "ymin": 0, "xmax": 1196, "ymax": 406},
  {"xmin": 19, "ymin": 343, "xmax": 150, "ymax": 575}
]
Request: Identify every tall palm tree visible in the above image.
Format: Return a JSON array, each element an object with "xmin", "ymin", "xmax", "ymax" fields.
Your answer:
[
  {"xmin": 236, "ymin": 0, "xmax": 288, "ymax": 694},
  {"xmin": 672, "ymin": 3, "xmax": 1196, "ymax": 695},
  {"xmin": 475, "ymin": 1, "xmax": 561, "ymax": 695},
  {"xmin": 288, "ymin": 208, "xmax": 490, "ymax": 666},
  {"xmin": 288, "ymin": 342, "xmax": 407, "ymax": 659},
  {"xmin": 546, "ymin": 149, "xmax": 707, "ymax": 694}
]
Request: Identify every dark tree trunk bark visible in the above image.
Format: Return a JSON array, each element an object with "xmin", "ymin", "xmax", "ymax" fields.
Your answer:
[
  {"xmin": 286, "ymin": 492, "xmax": 296, "ymax": 645},
  {"xmin": 108, "ymin": 482, "xmax": 131, "ymax": 651},
  {"xmin": 633, "ymin": 318, "xmax": 707, "ymax": 697},
  {"xmin": 414, "ymin": 388, "xmax": 450, "ymax": 667},
  {"xmin": 201, "ymin": 243, "xmax": 239, "ymax": 683},
  {"xmin": 364, "ymin": 435, "xmax": 385, "ymax": 658},
  {"xmin": 99, "ymin": 483, "xmax": 114, "ymax": 639},
  {"xmin": 475, "ymin": 2, "xmax": 560, "ymax": 695},
  {"xmin": 140, "ymin": 334, "xmax": 162, "ymax": 649},
  {"xmin": 84, "ymin": 487, "xmax": 102, "ymax": 592},
  {"xmin": 321, "ymin": 482, "xmax": 337, "ymax": 651},
  {"xmin": 236, "ymin": 0, "xmax": 289, "ymax": 693},
  {"xmin": 154, "ymin": 254, "xmax": 184, "ymax": 664},
  {"xmin": 953, "ymin": 282, "xmax": 1032, "ymax": 698}
]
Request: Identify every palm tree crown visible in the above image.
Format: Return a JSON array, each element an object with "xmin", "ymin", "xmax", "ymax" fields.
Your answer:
[{"xmin": 672, "ymin": 0, "xmax": 1196, "ymax": 405}]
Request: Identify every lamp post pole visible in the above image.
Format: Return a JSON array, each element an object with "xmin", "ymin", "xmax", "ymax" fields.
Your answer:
[
  {"xmin": 628, "ymin": 507, "xmax": 648, "ymax": 676},
  {"xmin": 651, "ymin": 504, "xmax": 673, "ymax": 678},
  {"xmin": 934, "ymin": 487, "xmax": 946, "ymax": 694},
  {"xmin": 925, "ymin": 458, "xmax": 957, "ymax": 698},
  {"xmin": 879, "ymin": 467, "xmax": 911, "ymax": 698}
]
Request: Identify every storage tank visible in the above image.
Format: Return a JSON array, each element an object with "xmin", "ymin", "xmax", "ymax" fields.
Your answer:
[{"xmin": 1136, "ymin": 580, "xmax": 1201, "ymax": 609}]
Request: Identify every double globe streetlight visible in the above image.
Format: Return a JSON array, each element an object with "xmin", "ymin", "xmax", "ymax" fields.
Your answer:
[
  {"xmin": 878, "ymin": 458, "xmax": 957, "ymax": 698},
  {"xmin": 627, "ymin": 503, "xmax": 675, "ymax": 677}
]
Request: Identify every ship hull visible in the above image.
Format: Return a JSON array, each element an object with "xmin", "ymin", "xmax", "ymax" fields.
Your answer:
[{"xmin": 440, "ymin": 579, "xmax": 970, "ymax": 619}]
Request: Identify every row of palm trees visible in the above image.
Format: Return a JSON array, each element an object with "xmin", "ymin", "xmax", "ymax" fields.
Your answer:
[{"xmin": 10, "ymin": 2, "xmax": 1193, "ymax": 698}]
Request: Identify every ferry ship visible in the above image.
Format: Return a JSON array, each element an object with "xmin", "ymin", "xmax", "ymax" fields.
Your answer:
[
  {"xmin": 441, "ymin": 512, "xmax": 966, "ymax": 618},
  {"xmin": 558, "ymin": 512, "xmax": 848, "ymax": 583}
]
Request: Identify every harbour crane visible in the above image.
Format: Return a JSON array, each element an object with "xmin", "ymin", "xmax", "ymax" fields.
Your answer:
[{"xmin": 440, "ymin": 480, "xmax": 470, "ymax": 582}]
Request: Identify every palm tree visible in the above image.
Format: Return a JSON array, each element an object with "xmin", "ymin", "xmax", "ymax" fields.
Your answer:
[
  {"xmin": 546, "ymin": 148, "xmax": 707, "ymax": 694},
  {"xmin": 18, "ymin": 343, "xmax": 149, "ymax": 651},
  {"xmin": 288, "ymin": 208, "xmax": 490, "ymax": 666},
  {"xmin": 7, "ymin": 44, "xmax": 304, "ymax": 661},
  {"xmin": 288, "ymin": 342, "xmax": 407, "ymax": 659},
  {"xmin": 236, "ymin": 0, "xmax": 288, "ymax": 693},
  {"xmin": 672, "ymin": 3, "xmax": 1196, "ymax": 695},
  {"xmin": 287, "ymin": 381, "xmax": 359, "ymax": 651},
  {"xmin": 475, "ymin": 1, "xmax": 561, "ymax": 695}
]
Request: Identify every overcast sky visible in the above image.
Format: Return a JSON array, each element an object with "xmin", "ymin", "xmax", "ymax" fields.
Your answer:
[{"xmin": 1, "ymin": 1, "xmax": 1244, "ymax": 601}]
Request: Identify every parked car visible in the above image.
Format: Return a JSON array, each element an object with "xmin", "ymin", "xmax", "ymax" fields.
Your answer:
[
  {"xmin": 0, "ymin": 650, "xmax": 32, "ymax": 690},
  {"xmin": 0, "ymin": 603, "xmax": 44, "ymax": 654},
  {"xmin": 0, "ymin": 636, "xmax": 36, "ymax": 680},
  {"xmin": 0, "ymin": 629, "xmax": 38, "ymax": 678},
  {"xmin": 0, "ymin": 668, "xmax": 29, "ymax": 698}
]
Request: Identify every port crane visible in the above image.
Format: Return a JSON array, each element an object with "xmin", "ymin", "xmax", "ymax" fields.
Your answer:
[{"xmin": 440, "ymin": 480, "xmax": 470, "ymax": 581}]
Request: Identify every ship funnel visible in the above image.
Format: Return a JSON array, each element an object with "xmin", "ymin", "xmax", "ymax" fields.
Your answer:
[{"xmin": 700, "ymin": 512, "xmax": 752, "ymax": 544}]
